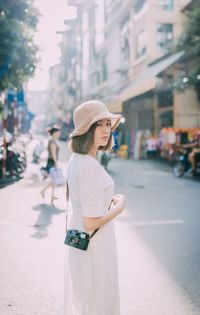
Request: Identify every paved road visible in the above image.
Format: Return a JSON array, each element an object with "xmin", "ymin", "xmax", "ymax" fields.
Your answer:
[
  {"xmin": 0, "ymin": 142, "xmax": 200, "ymax": 315},
  {"xmin": 112, "ymin": 158, "xmax": 200, "ymax": 315}
]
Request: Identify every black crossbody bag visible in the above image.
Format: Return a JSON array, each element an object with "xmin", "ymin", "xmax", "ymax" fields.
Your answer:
[{"xmin": 64, "ymin": 182, "xmax": 100, "ymax": 251}]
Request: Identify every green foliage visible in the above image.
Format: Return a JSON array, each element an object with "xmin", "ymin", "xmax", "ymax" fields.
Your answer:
[
  {"xmin": 177, "ymin": 4, "xmax": 200, "ymax": 57},
  {"xmin": 176, "ymin": 3, "xmax": 200, "ymax": 99},
  {"xmin": 0, "ymin": 0, "xmax": 40, "ymax": 90}
]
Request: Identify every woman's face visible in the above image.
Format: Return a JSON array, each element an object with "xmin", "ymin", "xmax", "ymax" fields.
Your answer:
[
  {"xmin": 93, "ymin": 119, "xmax": 111, "ymax": 148},
  {"xmin": 52, "ymin": 130, "xmax": 61, "ymax": 139}
]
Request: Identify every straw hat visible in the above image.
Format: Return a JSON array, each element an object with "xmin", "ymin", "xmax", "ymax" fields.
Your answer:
[{"xmin": 69, "ymin": 100, "xmax": 122, "ymax": 139}]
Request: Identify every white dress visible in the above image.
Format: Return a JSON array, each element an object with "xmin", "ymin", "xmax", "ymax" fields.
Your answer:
[{"xmin": 64, "ymin": 152, "xmax": 120, "ymax": 315}]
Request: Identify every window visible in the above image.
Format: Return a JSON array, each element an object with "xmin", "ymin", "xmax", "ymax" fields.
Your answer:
[
  {"xmin": 136, "ymin": 30, "xmax": 147, "ymax": 58},
  {"xmin": 159, "ymin": 110, "xmax": 173, "ymax": 128},
  {"xmin": 156, "ymin": 0, "xmax": 173, "ymax": 11},
  {"xmin": 120, "ymin": 15, "xmax": 130, "ymax": 62},
  {"xmin": 157, "ymin": 23, "xmax": 173, "ymax": 53},
  {"xmin": 157, "ymin": 91, "xmax": 173, "ymax": 108}
]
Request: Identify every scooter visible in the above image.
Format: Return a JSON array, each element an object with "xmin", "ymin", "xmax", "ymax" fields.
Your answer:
[
  {"xmin": 173, "ymin": 147, "xmax": 200, "ymax": 178},
  {"xmin": 0, "ymin": 143, "xmax": 26, "ymax": 178}
]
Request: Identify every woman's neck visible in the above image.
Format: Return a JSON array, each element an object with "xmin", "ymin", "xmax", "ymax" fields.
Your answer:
[{"xmin": 88, "ymin": 147, "xmax": 97, "ymax": 158}]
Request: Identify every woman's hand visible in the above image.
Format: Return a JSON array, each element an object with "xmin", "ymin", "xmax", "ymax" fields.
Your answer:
[{"xmin": 111, "ymin": 194, "xmax": 126, "ymax": 214}]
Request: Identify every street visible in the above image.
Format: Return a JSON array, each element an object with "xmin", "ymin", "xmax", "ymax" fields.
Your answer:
[
  {"xmin": 0, "ymin": 142, "xmax": 200, "ymax": 315},
  {"xmin": 1, "ymin": 1, "xmax": 200, "ymax": 314}
]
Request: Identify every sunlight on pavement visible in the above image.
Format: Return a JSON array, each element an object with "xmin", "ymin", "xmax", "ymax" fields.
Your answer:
[
  {"xmin": 123, "ymin": 219, "xmax": 184, "ymax": 227},
  {"xmin": 115, "ymin": 211, "xmax": 199, "ymax": 315}
]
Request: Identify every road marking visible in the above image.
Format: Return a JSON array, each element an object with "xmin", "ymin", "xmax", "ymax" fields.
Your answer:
[{"xmin": 119, "ymin": 220, "xmax": 184, "ymax": 227}]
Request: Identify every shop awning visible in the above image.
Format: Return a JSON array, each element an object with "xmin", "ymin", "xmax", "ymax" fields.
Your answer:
[
  {"xmin": 120, "ymin": 77, "xmax": 156, "ymax": 101},
  {"xmin": 120, "ymin": 51, "xmax": 185, "ymax": 102},
  {"xmin": 106, "ymin": 98, "xmax": 123, "ymax": 113}
]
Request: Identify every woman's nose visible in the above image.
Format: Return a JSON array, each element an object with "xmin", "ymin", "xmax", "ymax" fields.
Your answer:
[
  {"xmin": 102, "ymin": 127, "xmax": 110, "ymax": 136},
  {"xmin": 102, "ymin": 125, "xmax": 110, "ymax": 133}
]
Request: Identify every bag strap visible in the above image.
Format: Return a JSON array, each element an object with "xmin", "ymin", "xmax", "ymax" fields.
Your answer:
[
  {"xmin": 65, "ymin": 181, "xmax": 112, "ymax": 238},
  {"xmin": 66, "ymin": 180, "xmax": 69, "ymax": 203},
  {"xmin": 90, "ymin": 228, "xmax": 99, "ymax": 239},
  {"xmin": 65, "ymin": 181, "xmax": 69, "ymax": 232}
]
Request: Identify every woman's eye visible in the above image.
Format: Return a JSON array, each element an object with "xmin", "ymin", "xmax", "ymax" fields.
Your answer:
[{"xmin": 97, "ymin": 122, "xmax": 111, "ymax": 127}]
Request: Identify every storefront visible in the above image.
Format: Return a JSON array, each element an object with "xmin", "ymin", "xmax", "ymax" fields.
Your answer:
[{"xmin": 115, "ymin": 51, "xmax": 194, "ymax": 159}]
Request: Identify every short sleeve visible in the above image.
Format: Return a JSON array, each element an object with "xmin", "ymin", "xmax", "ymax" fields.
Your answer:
[{"xmin": 79, "ymin": 162, "xmax": 104, "ymax": 217}]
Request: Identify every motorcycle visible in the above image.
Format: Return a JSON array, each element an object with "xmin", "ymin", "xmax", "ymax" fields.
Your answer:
[
  {"xmin": 173, "ymin": 147, "xmax": 200, "ymax": 178},
  {"xmin": 0, "ymin": 143, "xmax": 26, "ymax": 178},
  {"xmin": 99, "ymin": 151, "xmax": 111, "ymax": 171},
  {"xmin": 0, "ymin": 133, "xmax": 27, "ymax": 179}
]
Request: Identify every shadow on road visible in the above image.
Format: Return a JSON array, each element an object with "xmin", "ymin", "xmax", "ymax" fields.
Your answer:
[
  {"xmin": 0, "ymin": 176, "xmax": 22, "ymax": 189},
  {"xmin": 31, "ymin": 203, "xmax": 65, "ymax": 239}
]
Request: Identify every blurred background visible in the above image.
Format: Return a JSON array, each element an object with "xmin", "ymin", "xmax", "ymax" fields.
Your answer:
[
  {"xmin": 0, "ymin": 0, "xmax": 200, "ymax": 160},
  {"xmin": 0, "ymin": 1, "xmax": 200, "ymax": 314}
]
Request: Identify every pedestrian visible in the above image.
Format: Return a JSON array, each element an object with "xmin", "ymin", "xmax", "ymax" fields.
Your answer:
[
  {"xmin": 40, "ymin": 125, "xmax": 61, "ymax": 204},
  {"xmin": 146, "ymin": 135, "xmax": 158, "ymax": 158},
  {"xmin": 64, "ymin": 100, "xmax": 126, "ymax": 315}
]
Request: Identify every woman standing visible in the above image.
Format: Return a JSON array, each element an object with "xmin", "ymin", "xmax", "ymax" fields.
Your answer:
[
  {"xmin": 40, "ymin": 125, "xmax": 61, "ymax": 204},
  {"xmin": 65, "ymin": 100, "xmax": 126, "ymax": 315}
]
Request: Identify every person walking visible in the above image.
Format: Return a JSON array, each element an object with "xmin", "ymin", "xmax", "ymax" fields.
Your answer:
[
  {"xmin": 40, "ymin": 125, "xmax": 61, "ymax": 204},
  {"xmin": 64, "ymin": 100, "xmax": 126, "ymax": 315}
]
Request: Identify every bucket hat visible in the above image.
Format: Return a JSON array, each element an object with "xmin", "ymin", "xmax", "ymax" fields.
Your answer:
[{"xmin": 69, "ymin": 100, "xmax": 122, "ymax": 139}]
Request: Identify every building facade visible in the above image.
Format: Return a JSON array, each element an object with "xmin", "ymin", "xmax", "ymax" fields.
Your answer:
[{"xmin": 53, "ymin": 0, "xmax": 199, "ymax": 150}]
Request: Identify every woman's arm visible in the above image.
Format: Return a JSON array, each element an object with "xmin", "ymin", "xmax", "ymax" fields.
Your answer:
[
  {"xmin": 50, "ymin": 143, "xmax": 57, "ymax": 163},
  {"xmin": 83, "ymin": 194, "xmax": 126, "ymax": 232}
]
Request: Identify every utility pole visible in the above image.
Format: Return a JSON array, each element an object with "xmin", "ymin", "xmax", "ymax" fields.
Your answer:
[
  {"xmin": 2, "ymin": 95, "xmax": 7, "ymax": 177},
  {"xmin": 13, "ymin": 96, "xmax": 18, "ymax": 139}
]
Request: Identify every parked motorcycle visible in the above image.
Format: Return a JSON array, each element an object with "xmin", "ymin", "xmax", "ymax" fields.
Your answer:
[
  {"xmin": 173, "ymin": 147, "xmax": 200, "ymax": 178},
  {"xmin": 99, "ymin": 151, "xmax": 111, "ymax": 171},
  {"xmin": 0, "ymin": 134, "xmax": 27, "ymax": 179},
  {"xmin": 0, "ymin": 144, "xmax": 26, "ymax": 178}
]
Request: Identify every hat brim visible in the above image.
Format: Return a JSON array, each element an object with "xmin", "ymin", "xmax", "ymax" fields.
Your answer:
[{"xmin": 69, "ymin": 112, "xmax": 121, "ymax": 139}]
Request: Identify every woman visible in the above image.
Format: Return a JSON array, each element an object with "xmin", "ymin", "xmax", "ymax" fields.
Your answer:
[
  {"xmin": 40, "ymin": 125, "xmax": 61, "ymax": 204},
  {"xmin": 65, "ymin": 100, "xmax": 126, "ymax": 315}
]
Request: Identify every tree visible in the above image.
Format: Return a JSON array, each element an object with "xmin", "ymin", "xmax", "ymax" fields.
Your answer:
[
  {"xmin": 0, "ymin": 0, "xmax": 40, "ymax": 90},
  {"xmin": 176, "ymin": 2, "xmax": 200, "ymax": 100}
]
